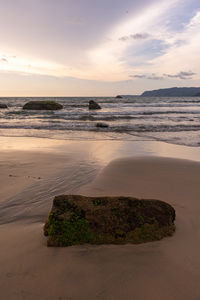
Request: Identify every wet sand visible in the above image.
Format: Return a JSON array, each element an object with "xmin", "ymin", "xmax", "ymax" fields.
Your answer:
[{"xmin": 0, "ymin": 137, "xmax": 200, "ymax": 299}]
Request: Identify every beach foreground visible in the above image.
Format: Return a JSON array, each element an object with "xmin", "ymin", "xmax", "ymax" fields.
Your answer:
[{"xmin": 0, "ymin": 137, "xmax": 200, "ymax": 299}]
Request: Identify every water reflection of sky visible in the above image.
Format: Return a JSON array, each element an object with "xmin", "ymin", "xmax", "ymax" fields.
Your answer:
[{"xmin": 1, "ymin": 136, "xmax": 200, "ymax": 167}]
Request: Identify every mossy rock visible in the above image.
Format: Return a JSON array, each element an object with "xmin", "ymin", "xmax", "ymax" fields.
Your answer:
[
  {"xmin": 0, "ymin": 103, "xmax": 8, "ymax": 109},
  {"xmin": 44, "ymin": 195, "xmax": 175, "ymax": 247},
  {"xmin": 23, "ymin": 100, "xmax": 63, "ymax": 110}
]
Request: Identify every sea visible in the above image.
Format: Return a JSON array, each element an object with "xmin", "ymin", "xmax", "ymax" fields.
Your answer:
[{"xmin": 1, "ymin": 96, "xmax": 200, "ymax": 147}]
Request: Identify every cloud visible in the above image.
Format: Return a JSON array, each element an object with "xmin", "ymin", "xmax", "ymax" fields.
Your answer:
[
  {"xmin": 130, "ymin": 74, "xmax": 146, "ymax": 78},
  {"xmin": 129, "ymin": 73, "xmax": 164, "ymax": 80},
  {"xmin": 119, "ymin": 33, "xmax": 150, "ymax": 41},
  {"xmin": 0, "ymin": 0, "xmax": 199, "ymax": 86},
  {"xmin": 139, "ymin": 9, "xmax": 200, "ymax": 82},
  {"xmin": 163, "ymin": 71, "xmax": 196, "ymax": 79},
  {"xmin": 87, "ymin": 0, "xmax": 176, "ymax": 81},
  {"xmin": 1, "ymin": 58, "xmax": 8, "ymax": 62},
  {"xmin": 130, "ymin": 71, "xmax": 196, "ymax": 80},
  {"xmin": 0, "ymin": 54, "xmax": 16, "ymax": 62},
  {"xmin": 147, "ymin": 74, "xmax": 164, "ymax": 80}
]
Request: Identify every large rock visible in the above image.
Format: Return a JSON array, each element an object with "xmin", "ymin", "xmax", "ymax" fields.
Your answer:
[
  {"xmin": 23, "ymin": 100, "xmax": 63, "ymax": 110},
  {"xmin": 44, "ymin": 195, "xmax": 175, "ymax": 247},
  {"xmin": 0, "ymin": 103, "xmax": 8, "ymax": 109},
  {"xmin": 116, "ymin": 95, "xmax": 123, "ymax": 98},
  {"xmin": 89, "ymin": 100, "xmax": 101, "ymax": 110}
]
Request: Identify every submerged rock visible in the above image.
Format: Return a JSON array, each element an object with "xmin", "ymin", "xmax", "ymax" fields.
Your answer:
[
  {"xmin": 96, "ymin": 122, "xmax": 109, "ymax": 128},
  {"xmin": 23, "ymin": 100, "xmax": 63, "ymax": 110},
  {"xmin": 80, "ymin": 115, "xmax": 95, "ymax": 121},
  {"xmin": 44, "ymin": 195, "xmax": 175, "ymax": 247},
  {"xmin": 89, "ymin": 100, "xmax": 101, "ymax": 110},
  {"xmin": 0, "ymin": 103, "xmax": 8, "ymax": 109}
]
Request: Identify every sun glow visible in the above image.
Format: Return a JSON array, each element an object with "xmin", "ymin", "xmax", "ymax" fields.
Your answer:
[{"xmin": 0, "ymin": 51, "xmax": 65, "ymax": 77}]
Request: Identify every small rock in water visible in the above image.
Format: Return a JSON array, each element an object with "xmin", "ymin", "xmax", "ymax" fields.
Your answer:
[
  {"xmin": 44, "ymin": 195, "xmax": 176, "ymax": 247},
  {"xmin": 194, "ymin": 92, "xmax": 200, "ymax": 97},
  {"xmin": 0, "ymin": 103, "xmax": 8, "ymax": 109},
  {"xmin": 96, "ymin": 122, "xmax": 108, "ymax": 128},
  {"xmin": 89, "ymin": 100, "xmax": 101, "ymax": 110}
]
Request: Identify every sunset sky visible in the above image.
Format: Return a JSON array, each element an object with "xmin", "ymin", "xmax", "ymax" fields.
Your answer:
[{"xmin": 0, "ymin": 0, "xmax": 200, "ymax": 96}]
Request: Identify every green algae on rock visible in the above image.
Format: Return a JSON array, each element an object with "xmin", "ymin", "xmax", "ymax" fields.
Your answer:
[
  {"xmin": 23, "ymin": 100, "xmax": 63, "ymax": 110},
  {"xmin": 44, "ymin": 195, "xmax": 176, "ymax": 247}
]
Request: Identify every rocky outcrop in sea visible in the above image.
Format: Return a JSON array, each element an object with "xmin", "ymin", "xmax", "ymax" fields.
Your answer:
[
  {"xmin": 23, "ymin": 100, "xmax": 63, "ymax": 110},
  {"xmin": 89, "ymin": 100, "xmax": 101, "ymax": 110}
]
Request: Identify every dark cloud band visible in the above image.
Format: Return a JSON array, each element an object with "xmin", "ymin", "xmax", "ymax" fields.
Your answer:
[
  {"xmin": 119, "ymin": 33, "xmax": 150, "ymax": 41},
  {"xmin": 130, "ymin": 71, "xmax": 196, "ymax": 80}
]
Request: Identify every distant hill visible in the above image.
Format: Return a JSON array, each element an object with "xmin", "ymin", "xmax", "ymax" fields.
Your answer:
[
  {"xmin": 141, "ymin": 87, "xmax": 200, "ymax": 97},
  {"xmin": 120, "ymin": 95, "xmax": 139, "ymax": 97}
]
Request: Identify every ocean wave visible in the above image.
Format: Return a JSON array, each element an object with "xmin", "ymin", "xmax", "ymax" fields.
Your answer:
[
  {"xmin": 0, "ymin": 122, "xmax": 199, "ymax": 133},
  {"xmin": 1, "ymin": 96, "xmax": 200, "ymax": 146}
]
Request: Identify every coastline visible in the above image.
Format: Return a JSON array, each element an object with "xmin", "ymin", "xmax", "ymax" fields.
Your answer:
[{"xmin": 0, "ymin": 135, "xmax": 200, "ymax": 299}]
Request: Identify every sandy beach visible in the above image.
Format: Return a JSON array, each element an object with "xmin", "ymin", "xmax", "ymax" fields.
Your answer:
[
  {"xmin": 1, "ymin": 0, "xmax": 200, "ymax": 298},
  {"xmin": 1, "ymin": 136, "xmax": 200, "ymax": 299}
]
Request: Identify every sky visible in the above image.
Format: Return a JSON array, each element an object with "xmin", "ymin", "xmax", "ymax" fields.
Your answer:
[{"xmin": 0, "ymin": 0, "xmax": 200, "ymax": 96}]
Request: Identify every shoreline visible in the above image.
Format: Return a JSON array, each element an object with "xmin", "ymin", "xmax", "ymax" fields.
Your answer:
[
  {"xmin": 1, "ymin": 134, "xmax": 200, "ymax": 159},
  {"xmin": 0, "ymin": 136, "xmax": 200, "ymax": 299},
  {"xmin": 1, "ymin": 128, "xmax": 200, "ymax": 148}
]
